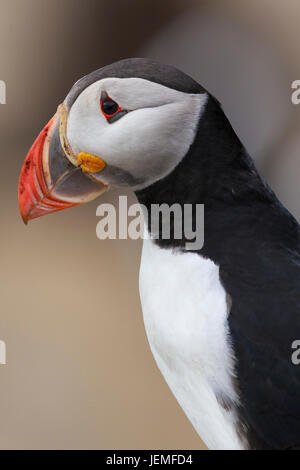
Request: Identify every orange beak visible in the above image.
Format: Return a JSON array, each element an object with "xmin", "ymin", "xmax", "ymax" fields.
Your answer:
[{"xmin": 18, "ymin": 106, "xmax": 107, "ymax": 224}]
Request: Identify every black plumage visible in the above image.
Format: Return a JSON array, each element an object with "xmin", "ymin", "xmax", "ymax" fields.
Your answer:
[
  {"xmin": 66, "ymin": 58, "xmax": 204, "ymax": 110},
  {"xmin": 136, "ymin": 95, "xmax": 300, "ymax": 450}
]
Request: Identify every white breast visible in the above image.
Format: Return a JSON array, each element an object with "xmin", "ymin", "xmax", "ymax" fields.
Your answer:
[{"xmin": 139, "ymin": 236, "xmax": 246, "ymax": 450}]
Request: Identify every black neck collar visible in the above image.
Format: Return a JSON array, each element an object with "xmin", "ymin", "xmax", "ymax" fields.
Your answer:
[{"xmin": 135, "ymin": 96, "xmax": 275, "ymax": 260}]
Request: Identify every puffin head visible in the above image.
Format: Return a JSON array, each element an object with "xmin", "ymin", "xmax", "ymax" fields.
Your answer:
[{"xmin": 18, "ymin": 58, "xmax": 208, "ymax": 222}]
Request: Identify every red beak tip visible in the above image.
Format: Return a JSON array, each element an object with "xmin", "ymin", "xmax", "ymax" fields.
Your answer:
[{"xmin": 21, "ymin": 214, "xmax": 28, "ymax": 225}]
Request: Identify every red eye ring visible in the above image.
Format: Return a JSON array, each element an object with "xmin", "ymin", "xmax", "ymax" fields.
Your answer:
[{"xmin": 100, "ymin": 93, "xmax": 125, "ymax": 122}]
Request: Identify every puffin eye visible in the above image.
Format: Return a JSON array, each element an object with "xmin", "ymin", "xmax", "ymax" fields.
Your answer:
[
  {"xmin": 102, "ymin": 99, "xmax": 119, "ymax": 115},
  {"xmin": 100, "ymin": 93, "xmax": 127, "ymax": 123}
]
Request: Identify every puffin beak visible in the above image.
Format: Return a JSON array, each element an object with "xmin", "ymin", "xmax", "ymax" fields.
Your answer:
[{"xmin": 18, "ymin": 104, "xmax": 108, "ymax": 224}]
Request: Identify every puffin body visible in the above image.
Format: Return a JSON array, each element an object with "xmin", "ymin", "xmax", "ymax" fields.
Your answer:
[{"xmin": 18, "ymin": 59, "xmax": 300, "ymax": 450}]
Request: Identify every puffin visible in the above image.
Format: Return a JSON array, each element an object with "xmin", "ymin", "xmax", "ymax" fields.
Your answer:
[{"xmin": 18, "ymin": 58, "xmax": 300, "ymax": 450}]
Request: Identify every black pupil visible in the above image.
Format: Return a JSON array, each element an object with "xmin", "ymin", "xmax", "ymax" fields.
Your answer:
[{"xmin": 102, "ymin": 99, "xmax": 119, "ymax": 115}]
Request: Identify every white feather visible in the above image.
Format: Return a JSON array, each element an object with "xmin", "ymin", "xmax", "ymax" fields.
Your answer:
[{"xmin": 139, "ymin": 233, "xmax": 246, "ymax": 450}]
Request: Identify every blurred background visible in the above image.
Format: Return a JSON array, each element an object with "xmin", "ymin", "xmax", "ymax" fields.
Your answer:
[{"xmin": 0, "ymin": 0, "xmax": 299, "ymax": 450}]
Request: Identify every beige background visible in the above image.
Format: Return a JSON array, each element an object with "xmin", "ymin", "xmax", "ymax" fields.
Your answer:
[{"xmin": 0, "ymin": 0, "xmax": 299, "ymax": 450}]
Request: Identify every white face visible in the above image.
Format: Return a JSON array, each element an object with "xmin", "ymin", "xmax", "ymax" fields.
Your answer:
[{"xmin": 66, "ymin": 77, "xmax": 208, "ymax": 190}]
